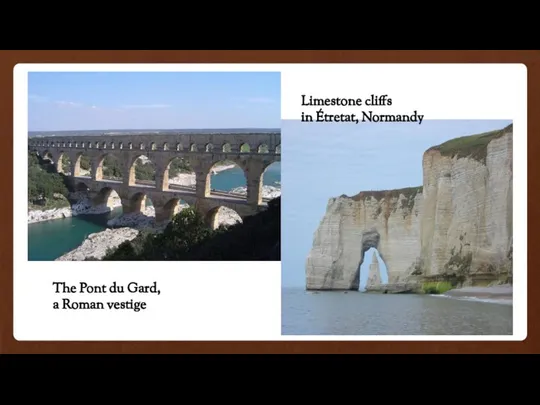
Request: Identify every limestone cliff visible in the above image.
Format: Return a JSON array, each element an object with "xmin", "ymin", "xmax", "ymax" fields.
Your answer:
[{"xmin": 306, "ymin": 124, "xmax": 513, "ymax": 290}]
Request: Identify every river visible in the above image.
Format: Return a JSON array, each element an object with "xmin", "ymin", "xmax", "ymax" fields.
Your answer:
[
  {"xmin": 281, "ymin": 287, "xmax": 513, "ymax": 335},
  {"xmin": 28, "ymin": 163, "xmax": 281, "ymax": 261}
]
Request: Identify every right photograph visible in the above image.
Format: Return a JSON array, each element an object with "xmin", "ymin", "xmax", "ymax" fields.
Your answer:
[{"xmin": 281, "ymin": 119, "xmax": 513, "ymax": 336}]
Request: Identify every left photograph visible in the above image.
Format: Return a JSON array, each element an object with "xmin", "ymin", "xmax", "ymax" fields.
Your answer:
[{"xmin": 27, "ymin": 71, "xmax": 281, "ymax": 261}]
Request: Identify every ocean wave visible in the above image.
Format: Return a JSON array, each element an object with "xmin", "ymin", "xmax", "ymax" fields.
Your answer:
[{"xmin": 431, "ymin": 294, "xmax": 512, "ymax": 306}]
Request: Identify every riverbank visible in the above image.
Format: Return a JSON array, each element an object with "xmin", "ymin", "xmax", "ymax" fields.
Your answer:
[
  {"xmin": 168, "ymin": 163, "xmax": 238, "ymax": 187},
  {"xmin": 29, "ymin": 192, "xmax": 123, "ymax": 224},
  {"xmin": 55, "ymin": 227, "xmax": 140, "ymax": 261},
  {"xmin": 52, "ymin": 201, "xmax": 251, "ymax": 260},
  {"xmin": 30, "ymin": 166, "xmax": 281, "ymax": 260},
  {"xmin": 28, "ymin": 207, "xmax": 72, "ymax": 223},
  {"xmin": 230, "ymin": 184, "xmax": 282, "ymax": 199}
]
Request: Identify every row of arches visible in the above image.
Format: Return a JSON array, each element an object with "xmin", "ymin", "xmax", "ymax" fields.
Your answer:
[
  {"xmin": 43, "ymin": 151, "xmax": 281, "ymax": 202},
  {"xmin": 83, "ymin": 183, "xmax": 243, "ymax": 230},
  {"xmin": 30, "ymin": 140, "xmax": 281, "ymax": 154}
]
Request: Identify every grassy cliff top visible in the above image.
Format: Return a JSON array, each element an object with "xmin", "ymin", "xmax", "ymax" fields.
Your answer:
[
  {"xmin": 346, "ymin": 186, "xmax": 423, "ymax": 202},
  {"xmin": 426, "ymin": 123, "xmax": 512, "ymax": 163}
]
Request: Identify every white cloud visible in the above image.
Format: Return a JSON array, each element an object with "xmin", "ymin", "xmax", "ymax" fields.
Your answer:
[
  {"xmin": 55, "ymin": 100, "xmax": 83, "ymax": 107},
  {"xmin": 121, "ymin": 104, "xmax": 172, "ymax": 109}
]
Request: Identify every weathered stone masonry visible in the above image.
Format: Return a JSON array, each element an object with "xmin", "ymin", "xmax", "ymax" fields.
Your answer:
[{"xmin": 29, "ymin": 132, "xmax": 281, "ymax": 226}]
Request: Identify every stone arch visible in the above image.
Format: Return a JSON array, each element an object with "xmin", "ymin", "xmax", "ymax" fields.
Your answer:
[
  {"xmin": 128, "ymin": 155, "xmax": 156, "ymax": 187},
  {"xmin": 205, "ymin": 206, "xmax": 242, "ymax": 230},
  {"xmin": 163, "ymin": 142, "xmax": 169, "ymax": 151},
  {"xmin": 205, "ymin": 159, "xmax": 247, "ymax": 199},
  {"xmin": 163, "ymin": 156, "xmax": 195, "ymax": 190},
  {"xmin": 74, "ymin": 181, "xmax": 90, "ymax": 192},
  {"xmin": 157, "ymin": 197, "xmax": 190, "ymax": 223},
  {"xmin": 259, "ymin": 160, "xmax": 281, "ymax": 204},
  {"xmin": 110, "ymin": 141, "xmax": 115, "ymax": 149},
  {"xmin": 119, "ymin": 142, "xmax": 124, "ymax": 149},
  {"xmin": 96, "ymin": 153, "xmax": 123, "ymax": 181},
  {"xmin": 95, "ymin": 141, "xmax": 100, "ymax": 149},
  {"xmin": 190, "ymin": 143, "xmax": 198, "ymax": 152},
  {"xmin": 240, "ymin": 143, "xmax": 250, "ymax": 153},
  {"xmin": 150, "ymin": 142, "xmax": 157, "ymax": 151},
  {"xmin": 139, "ymin": 142, "xmax": 145, "ymax": 150},
  {"xmin": 57, "ymin": 151, "xmax": 73, "ymax": 175},
  {"xmin": 41, "ymin": 150, "xmax": 55, "ymax": 164},
  {"xmin": 222, "ymin": 142, "xmax": 232, "ymax": 153},
  {"xmin": 127, "ymin": 191, "xmax": 155, "ymax": 216},
  {"xmin": 128, "ymin": 142, "xmax": 133, "ymax": 150},
  {"xmin": 205, "ymin": 143, "xmax": 214, "ymax": 152},
  {"xmin": 74, "ymin": 141, "xmax": 79, "ymax": 148},
  {"xmin": 93, "ymin": 186, "xmax": 121, "ymax": 210},
  {"xmin": 257, "ymin": 143, "xmax": 269, "ymax": 153},
  {"xmin": 275, "ymin": 144, "xmax": 281, "ymax": 154},
  {"xmin": 176, "ymin": 143, "xmax": 183, "ymax": 151},
  {"xmin": 73, "ymin": 152, "xmax": 92, "ymax": 178},
  {"xmin": 88, "ymin": 142, "xmax": 93, "ymax": 149},
  {"xmin": 68, "ymin": 141, "xmax": 72, "ymax": 148},
  {"xmin": 102, "ymin": 141, "xmax": 107, "ymax": 149}
]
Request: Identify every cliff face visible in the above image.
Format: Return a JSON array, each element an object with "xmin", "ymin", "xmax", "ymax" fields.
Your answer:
[{"xmin": 305, "ymin": 124, "xmax": 513, "ymax": 290}]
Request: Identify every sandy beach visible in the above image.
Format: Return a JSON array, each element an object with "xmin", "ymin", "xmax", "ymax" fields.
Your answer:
[{"xmin": 442, "ymin": 285, "xmax": 513, "ymax": 304}]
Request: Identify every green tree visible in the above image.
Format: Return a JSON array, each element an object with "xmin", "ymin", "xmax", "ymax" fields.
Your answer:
[
  {"xmin": 102, "ymin": 197, "xmax": 281, "ymax": 261},
  {"xmin": 135, "ymin": 159, "xmax": 156, "ymax": 181},
  {"xmin": 28, "ymin": 152, "xmax": 69, "ymax": 203},
  {"xmin": 61, "ymin": 155, "xmax": 71, "ymax": 173},
  {"xmin": 80, "ymin": 155, "xmax": 91, "ymax": 171},
  {"xmin": 102, "ymin": 156, "xmax": 122, "ymax": 178}
]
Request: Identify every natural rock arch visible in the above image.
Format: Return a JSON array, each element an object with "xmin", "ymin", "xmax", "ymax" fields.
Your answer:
[
  {"xmin": 351, "ymin": 228, "xmax": 389, "ymax": 290},
  {"xmin": 360, "ymin": 247, "xmax": 389, "ymax": 291}
]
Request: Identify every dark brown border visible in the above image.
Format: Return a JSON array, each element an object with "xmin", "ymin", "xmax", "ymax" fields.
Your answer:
[{"xmin": 1, "ymin": 50, "xmax": 538, "ymax": 354}]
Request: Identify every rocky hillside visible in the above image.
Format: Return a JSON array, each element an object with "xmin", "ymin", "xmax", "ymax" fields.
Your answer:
[{"xmin": 306, "ymin": 124, "xmax": 513, "ymax": 290}]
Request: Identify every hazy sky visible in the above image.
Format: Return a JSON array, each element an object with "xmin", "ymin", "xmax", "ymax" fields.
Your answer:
[
  {"xmin": 28, "ymin": 72, "xmax": 281, "ymax": 131},
  {"xmin": 281, "ymin": 119, "xmax": 513, "ymax": 289}
]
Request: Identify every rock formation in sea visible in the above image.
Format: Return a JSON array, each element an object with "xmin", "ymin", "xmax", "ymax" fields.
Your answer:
[
  {"xmin": 306, "ymin": 124, "xmax": 513, "ymax": 290},
  {"xmin": 365, "ymin": 251, "xmax": 381, "ymax": 289}
]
